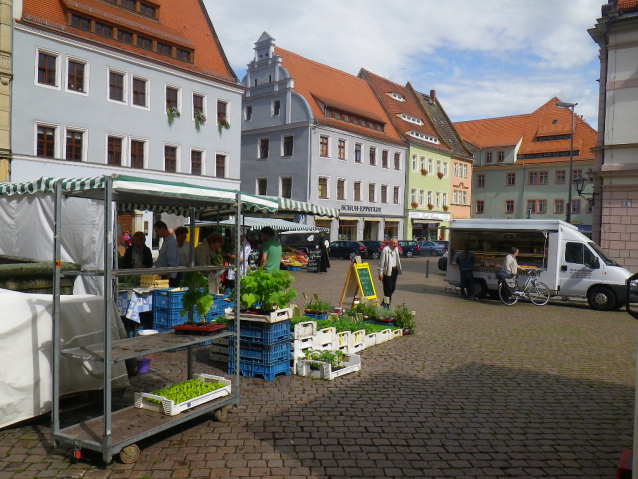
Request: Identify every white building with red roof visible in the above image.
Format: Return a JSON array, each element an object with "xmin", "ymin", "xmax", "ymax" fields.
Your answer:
[{"xmin": 241, "ymin": 33, "xmax": 407, "ymax": 242}]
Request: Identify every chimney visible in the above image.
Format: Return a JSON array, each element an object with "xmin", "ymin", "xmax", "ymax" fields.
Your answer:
[{"xmin": 430, "ymin": 90, "xmax": 436, "ymax": 102}]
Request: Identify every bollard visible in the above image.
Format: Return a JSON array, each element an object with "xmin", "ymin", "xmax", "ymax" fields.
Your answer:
[{"xmin": 426, "ymin": 260, "xmax": 429, "ymax": 278}]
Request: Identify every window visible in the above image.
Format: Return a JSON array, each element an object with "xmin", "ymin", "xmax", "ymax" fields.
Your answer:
[
  {"xmin": 157, "ymin": 42, "xmax": 171, "ymax": 56},
  {"xmin": 506, "ymin": 173, "xmax": 516, "ymax": 186},
  {"xmin": 556, "ymin": 170, "xmax": 566, "ymax": 184},
  {"xmin": 257, "ymin": 178, "xmax": 267, "ymax": 195},
  {"xmin": 528, "ymin": 172, "xmax": 537, "ymax": 185},
  {"xmin": 539, "ymin": 171, "xmax": 548, "ymax": 185},
  {"xmin": 354, "ymin": 143, "xmax": 362, "ymax": 163},
  {"xmin": 139, "ymin": 3, "xmax": 156, "ymax": 18},
  {"xmin": 318, "ymin": 177, "xmax": 328, "ymax": 199},
  {"xmin": 410, "ymin": 188, "xmax": 417, "ymax": 205},
  {"xmin": 164, "ymin": 145, "xmax": 177, "ymax": 172},
  {"xmin": 193, "ymin": 93, "xmax": 204, "ymax": 116},
  {"xmin": 95, "ymin": 23, "xmax": 113, "ymax": 38},
  {"xmin": 427, "ymin": 191, "xmax": 433, "ymax": 205},
  {"xmin": 564, "ymin": 242, "xmax": 598, "ymax": 268},
  {"xmin": 369, "ymin": 147, "xmax": 376, "ymax": 166},
  {"xmin": 382, "ymin": 150, "xmax": 389, "ymax": 168},
  {"xmin": 245, "ymin": 105, "xmax": 253, "ymax": 121},
  {"xmin": 354, "ymin": 181, "xmax": 361, "ymax": 201},
  {"xmin": 381, "ymin": 185, "xmax": 388, "ymax": 203},
  {"xmin": 282, "ymin": 135, "xmax": 293, "ymax": 157},
  {"xmin": 176, "ymin": 48, "xmax": 191, "ymax": 62},
  {"xmin": 38, "ymin": 51, "xmax": 58, "ymax": 87},
  {"xmin": 477, "ymin": 174, "xmax": 485, "ymax": 187},
  {"xmin": 435, "ymin": 192, "xmax": 441, "ymax": 208},
  {"xmin": 320, "ymin": 136, "xmax": 329, "ymax": 157},
  {"xmin": 117, "ymin": 30, "xmax": 133, "ymax": 44},
  {"xmin": 485, "ymin": 152, "xmax": 493, "ymax": 163},
  {"xmin": 527, "ymin": 200, "xmax": 536, "ymax": 215},
  {"xmin": 454, "ymin": 162, "xmax": 459, "ymax": 177},
  {"xmin": 463, "ymin": 164, "xmax": 468, "ymax": 178},
  {"xmin": 555, "ymin": 199, "xmax": 564, "ymax": 214},
  {"xmin": 436, "ymin": 160, "xmax": 442, "ymax": 174},
  {"xmin": 37, "ymin": 125, "xmax": 56, "ymax": 158},
  {"xmin": 497, "ymin": 151, "xmax": 505, "ymax": 162},
  {"xmin": 64, "ymin": 129, "xmax": 84, "ymax": 161},
  {"xmin": 107, "ymin": 136, "xmax": 122, "ymax": 165},
  {"xmin": 338, "ymin": 139, "xmax": 346, "ymax": 160},
  {"xmin": 272, "ymin": 99, "xmax": 281, "ymax": 116},
  {"xmin": 418, "ymin": 189, "xmax": 425, "ymax": 206},
  {"xmin": 571, "ymin": 199, "xmax": 581, "ymax": 215},
  {"xmin": 191, "ymin": 150, "xmax": 202, "ymax": 175},
  {"xmin": 411, "ymin": 154, "xmax": 417, "ymax": 172},
  {"xmin": 64, "ymin": 59, "xmax": 85, "ymax": 94},
  {"xmin": 216, "ymin": 154, "xmax": 226, "ymax": 178},
  {"xmin": 71, "ymin": 14, "xmax": 90, "ymax": 31},
  {"xmin": 394, "ymin": 152, "xmax": 401, "ymax": 170},
  {"xmin": 122, "ymin": 0, "xmax": 135, "ymax": 10},
  {"xmin": 165, "ymin": 86, "xmax": 178, "ymax": 110},
  {"xmin": 130, "ymin": 139, "xmax": 145, "ymax": 169},
  {"xmin": 443, "ymin": 162, "xmax": 448, "ymax": 177},
  {"xmin": 259, "ymin": 138, "xmax": 269, "ymax": 159},
  {"xmin": 217, "ymin": 100, "xmax": 228, "ymax": 124},
  {"xmin": 476, "ymin": 200, "xmax": 484, "ymax": 214},
  {"xmin": 109, "ymin": 71, "xmax": 125, "ymax": 102},
  {"xmin": 393, "ymin": 186, "xmax": 400, "ymax": 204},
  {"xmin": 442, "ymin": 192, "xmax": 448, "ymax": 207},
  {"xmin": 369, "ymin": 183, "xmax": 376, "ymax": 203},
  {"xmin": 587, "ymin": 201, "xmax": 594, "ymax": 214},
  {"xmin": 132, "ymin": 77, "xmax": 147, "ymax": 107},
  {"xmin": 281, "ymin": 177, "xmax": 292, "ymax": 198},
  {"xmin": 538, "ymin": 200, "xmax": 547, "ymax": 214},
  {"xmin": 337, "ymin": 179, "xmax": 345, "ymax": 200},
  {"xmin": 505, "ymin": 200, "xmax": 515, "ymax": 214},
  {"xmin": 427, "ymin": 158, "xmax": 433, "ymax": 173}
]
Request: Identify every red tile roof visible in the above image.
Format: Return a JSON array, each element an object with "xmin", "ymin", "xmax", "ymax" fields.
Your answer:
[
  {"xmin": 618, "ymin": 0, "xmax": 638, "ymax": 12},
  {"xmin": 274, "ymin": 48, "xmax": 403, "ymax": 145},
  {"xmin": 20, "ymin": 0, "xmax": 238, "ymax": 84},
  {"xmin": 453, "ymin": 98, "xmax": 597, "ymax": 161}
]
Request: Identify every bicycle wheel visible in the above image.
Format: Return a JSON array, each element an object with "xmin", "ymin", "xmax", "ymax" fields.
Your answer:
[
  {"xmin": 529, "ymin": 281, "xmax": 550, "ymax": 306},
  {"xmin": 498, "ymin": 282, "xmax": 518, "ymax": 306}
]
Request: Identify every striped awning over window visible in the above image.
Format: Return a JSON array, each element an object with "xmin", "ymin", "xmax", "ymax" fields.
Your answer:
[{"xmin": 214, "ymin": 216, "xmax": 329, "ymax": 232}]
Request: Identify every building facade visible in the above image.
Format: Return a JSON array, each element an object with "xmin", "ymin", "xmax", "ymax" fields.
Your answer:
[
  {"xmin": 589, "ymin": 0, "xmax": 638, "ymax": 268},
  {"xmin": 454, "ymin": 99, "xmax": 597, "ymax": 232},
  {"xmin": 0, "ymin": 0, "xmax": 11, "ymax": 181},
  {"xmin": 11, "ymin": 0, "xmax": 242, "ymax": 192},
  {"xmin": 241, "ymin": 33, "xmax": 406, "ymax": 241}
]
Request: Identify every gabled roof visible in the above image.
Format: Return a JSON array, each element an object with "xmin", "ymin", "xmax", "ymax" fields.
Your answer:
[
  {"xmin": 274, "ymin": 48, "xmax": 403, "ymax": 145},
  {"xmin": 20, "ymin": 0, "xmax": 238, "ymax": 84},
  {"xmin": 360, "ymin": 69, "xmax": 451, "ymax": 154},
  {"xmin": 453, "ymin": 98, "xmax": 597, "ymax": 161}
]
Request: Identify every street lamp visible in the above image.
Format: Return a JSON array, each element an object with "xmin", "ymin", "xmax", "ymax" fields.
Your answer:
[
  {"xmin": 573, "ymin": 175, "xmax": 598, "ymax": 207},
  {"xmin": 556, "ymin": 101, "xmax": 578, "ymax": 223}
]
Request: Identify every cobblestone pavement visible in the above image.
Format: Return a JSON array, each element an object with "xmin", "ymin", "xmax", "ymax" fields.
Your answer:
[{"xmin": 1, "ymin": 256, "xmax": 636, "ymax": 478}]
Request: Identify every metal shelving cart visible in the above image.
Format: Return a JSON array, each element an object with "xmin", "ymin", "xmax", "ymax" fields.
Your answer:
[{"xmin": 49, "ymin": 175, "xmax": 278, "ymax": 463}]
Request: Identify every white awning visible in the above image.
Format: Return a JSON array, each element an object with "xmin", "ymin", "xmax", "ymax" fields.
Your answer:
[{"xmin": 209, "ymin": 216, "xmax": 329, "ymax": 232}]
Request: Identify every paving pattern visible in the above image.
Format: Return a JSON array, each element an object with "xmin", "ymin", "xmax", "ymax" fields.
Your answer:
[{"xmin": 1, "ymin": 256, "xmax": 636, "ymax": 479}]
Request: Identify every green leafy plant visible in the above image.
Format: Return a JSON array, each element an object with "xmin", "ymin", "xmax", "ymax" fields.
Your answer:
[
  {"xmin": 217, "ymin": 115, "xmax": 230, "ymax": 133},
  {"xmin": 304, "ymin": 350, "xmax": 344, "ymax": 370},
  {"xmin": 167, "ymin": 107, "xmax": 181, "ymax": 126},
  {"xmin": 149, "ymin": 378, "xmax": 224, "ymax": 405},
  {"xmin": 239, "ymin": 268, "xmax": 297, "ymax": 311},
  {"xmin": 194, "ymin": 111, "xmax": 206, "ymax": 131},
  {"xmin": 392, "ymin": 303, "xmax": 416, "ymax": 331},
  {"xmin": 180, "ymin": 272, "xmax": 214, "ymax": 322},
  {"xmin": 372, "ymin": 306, "xmax": 393, "ymax": 320},
  {"xmin": 304, "ymin": 298, "xmax": 331, "ymax": 314}
]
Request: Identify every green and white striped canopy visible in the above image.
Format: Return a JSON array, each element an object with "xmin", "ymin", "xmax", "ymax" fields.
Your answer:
[
  {"xmin": 0, "ymin": 175, "xmax": 278, "ymax": 216},
  {"xmin": 213, "ymin": 216, "xmax": 329, "ymax": 232},
  {"xmin": 266, "ymin": 197, "xmax": 340, "ymax": 218}
]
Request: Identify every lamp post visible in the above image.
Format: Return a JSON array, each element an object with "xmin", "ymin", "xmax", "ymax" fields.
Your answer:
[{"xmin": 556, "ymin": 101, "xmax": 578, "ymax": 223}]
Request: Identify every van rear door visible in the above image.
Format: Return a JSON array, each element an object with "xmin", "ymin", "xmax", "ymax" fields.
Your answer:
[{"xmin": 558, "ymin": 241, "xmax": 604, "ymax": 296}]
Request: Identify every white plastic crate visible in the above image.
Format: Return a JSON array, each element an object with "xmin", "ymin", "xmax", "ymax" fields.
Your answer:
[
  {"xmin": 292, "ymin": 337, "xmax": 313, "ymax": 353},
  {"xmin": 365, "ymin": 332, "xmax": 378, "ymax": 348},
  {"xmin": 337, "ymin": 343, "xmax": 351, "ymax": 355},
  {"xmin": 337, "ymin": 331, "xmax": 350, "ymax": 348},
  {"xmin": 297, "ymin": 354, "xmax": 361, "ymax": 380},
  {"xmin": 352, "ymin": 329, "xmax": 366, "ymax": 346},
  {"xmin": 293, "ymin": 321, "xmax": 317, "ymax": 340},
  {"xmin": 352, "ymin": 342, "xmax": 365, "ymax": 354},
  {"xmin": 390, "ymin": 329, "xmax": 403, "ymax": 340},
  {"xmin": 377, "ymin": 329, "xmax": 391, "ymax": 344},
  {"xmin": 225, "ymin": 307, "xmax": 292, "ymax": 323},
  {"xmin": 134, "ymin": 374, "xmax": 231, "ymax": 416},
  {"xmin": 314, "ymin": 327, "xmax": 336, "ymax": 348}
]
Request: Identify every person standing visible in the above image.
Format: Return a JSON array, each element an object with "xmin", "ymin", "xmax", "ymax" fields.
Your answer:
[
  {"xmin": 502, "ymin": 247, "xmax": 524, "ymax": 278},
  {"xmin": 174, "ymin": 227, "xmax": 193, "ymax": 267},
  {"xmin": 194, "ymin": 233, "xmax": 225, "ymax": 267},
  {"xmin": 223, "ymin": 230, "xmax": 252, "ymax": 294},
  {"xmin": 153, "ymin": 221, "xmax": 179, "ymax": 287},
  {"xmin": 378, "ymin": 237, "xmax": 402, "ymax": 307},
  {"xmin": 122, "ymin": 231, "xmax": 153, "ymax": 269},
  {"xmin": 259, "ymin": 227, "xmax": 282, "ymax": 273},
  {"xmin": 454, "ymin": 243, "xmax": 476, "ymax": 299}
]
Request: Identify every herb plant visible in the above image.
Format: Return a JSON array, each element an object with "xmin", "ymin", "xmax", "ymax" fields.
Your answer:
[
  {"xmin": 239, "ymin": 268, "xmax": 297, "ymax": 311},
  {"xmin": 180, "ymin": 271, "xmax": 214, "ymax": 321},
  {"xmin": 304, "ymin": 350, "xmax": 344, "ymax": 370}
]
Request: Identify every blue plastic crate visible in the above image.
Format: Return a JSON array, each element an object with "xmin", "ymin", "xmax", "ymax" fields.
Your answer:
[
  {"xmin": 227, "ymin": 358, "xmax": 290, "ymax": 380},
  {"xmin": 152, "ymin": 323, "xmax": 174, "ymax": 333},
  {"xmin": 228, "ymin": 341, "xmax": 290, "ymax": 365},
  {"xmin": 153, "ymin": 288, "xmax": 187, "ymax": 309},
  {"xmin": 205, "ymin": 303, "xmax": 230, "ymax": 321},
  {"xmin": 286, "ymin": 266, "xmax": 301, "ymax": 271},
  {"xmin": 304, "ymin": 312, "xmax": 329, "ymax": 321},
  {"xmin": 153, "ymin": 308, "xmax": 201, "ymax": 326},
  {"xmin": 228, "ymin": 319, "xmax": 290, "ymax": 345}
]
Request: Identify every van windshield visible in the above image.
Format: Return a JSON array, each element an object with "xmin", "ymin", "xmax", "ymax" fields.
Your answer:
[{"xmin": 588, "ymin": 242, "xmax": 620, "ymax": 266}]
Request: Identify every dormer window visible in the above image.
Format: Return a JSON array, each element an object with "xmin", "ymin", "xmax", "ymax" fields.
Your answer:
[
  {"xmin": 387, "ymin": 92, "xmax": 405, "ymax": 102},
  {"xmin": 408, "ymin": 130, "xmax": 439, "ymax": 144},
  {"xmin": 400, "ymin": 113, "xmax": 423, "ymax": 125}
]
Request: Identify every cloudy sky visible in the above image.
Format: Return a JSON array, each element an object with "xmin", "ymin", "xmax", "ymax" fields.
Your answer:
[{"xmin": 205, "ymin": 0, "xmax": 603, "ymax": 126}]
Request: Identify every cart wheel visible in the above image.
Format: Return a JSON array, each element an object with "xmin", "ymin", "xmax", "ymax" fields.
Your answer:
[
  {"xmin": 119, "ymin": 444, "xmax": 140, "ymax": 464},
  {"xmin": 213, "ymin": 405, "xmax": 229, "ymax": 423}
]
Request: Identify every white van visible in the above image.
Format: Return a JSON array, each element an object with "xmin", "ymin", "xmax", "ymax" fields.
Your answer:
[{"xmin": 445, "ymin": 219, "xmax": 637, "ymax": 310}]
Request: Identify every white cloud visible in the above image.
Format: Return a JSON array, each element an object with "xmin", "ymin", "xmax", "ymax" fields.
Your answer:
[{"xmin": 206, "ymin": 0, "xmax": 603, "ymax": 125}]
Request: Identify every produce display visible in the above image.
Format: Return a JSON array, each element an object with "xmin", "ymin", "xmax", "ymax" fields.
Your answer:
[
  {"xmin": 148, "ymin": 378, "xmax": 225, "ymax": 405},
  {"xmin": 281, "ymin": 250, "xmax": 308, "ymax": 267}
]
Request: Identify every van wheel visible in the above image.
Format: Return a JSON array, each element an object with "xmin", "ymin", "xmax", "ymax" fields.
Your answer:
[
  {"xmin": 406, "ymin": 251, "xmax": 413, "ymax": 258},
  {"xmin": 371, "ymin": 251, "xmax": 380, "ymax": 259},
  {"xmin": 437, "ymin": 256, "xmax": 447, "ymax": 272},
  {"xmin": 587, "ymin": 286, "xmax": 616, "ymax": 311},
  {"xmin": 474, "ymin": 279, "xmax": 488, "ymax": 299}
]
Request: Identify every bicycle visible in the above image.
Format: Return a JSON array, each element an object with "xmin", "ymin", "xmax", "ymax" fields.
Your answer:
[{"xmin": 498, "ymin": 270, "xmax": 550, "ymax": 306}]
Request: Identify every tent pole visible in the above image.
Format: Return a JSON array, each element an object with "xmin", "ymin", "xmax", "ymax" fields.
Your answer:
[{"xmin": 51, "ymin": 181, "xmax": 62, "ymax": 445}]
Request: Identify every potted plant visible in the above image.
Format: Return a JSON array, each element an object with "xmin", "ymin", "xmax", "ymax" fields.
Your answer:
[
  {"xmin": 218, "ymin": 115, "xmax": 230, "ymax": 132},
  {"xmin": 410, "ymin": 201, "xmax": 419, "ymax": 209},
  {"xmin": 304, "ymin": 299, "xmax": 332, "ymax": 320},
  {"xmin": 239, "ymin": 268, "xmax": 297, "ymax": 313},
  {"xmin": 180, "ymin": 271, "xmax": 215, "ymax": 323},
  {"xmin": 297, "ymin": 349, "xmax": 362, "ymax": 380},
  {"xmin": 442, "ymin": 205, "xmax": 449, "ymax": 211},
  {"xmin": 194, "ymin": 111, "xmax": 207, "ymax": 131},
  {"xmin": 427, "ymin": 203, "xmax": 434, "ymax": 210},
  {"xmin": 392, "ymin": 303, "xmax": 416, "ymax": 334},
  {"xmin": 420, "ymin": 169, "xmax": 428, "ymax": 175},
  {"xmin": 437, "ymin": 172, "xmax": 444, "ymax": 179},
  {"xmin": 166, "ymin": 107, "xmax": 180, "ymax": 126},
  {"xmin": 372, "ymin": 306, "xmax": 394, "ymax": 323}
]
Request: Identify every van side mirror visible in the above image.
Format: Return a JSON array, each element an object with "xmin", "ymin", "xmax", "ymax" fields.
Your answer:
[{"xmin": 592, "ymin": 257, "xmax": 600, "ymax": 269}]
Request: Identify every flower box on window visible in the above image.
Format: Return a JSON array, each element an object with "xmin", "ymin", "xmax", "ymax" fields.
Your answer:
[
  {"xmin": 410, "ymin": 202, "xmax": 418, "ymax": 209},
  {"xmin": 427, "ymin": 203, "xmax": 434, "ymax": 210},
  {"xmin": 442, "ymin": 205, "xmax": 449, "ymax": 211},
  {"xmin": 437, "ymin": 172, "xmax": 444, "ymax": 179},
  {"xmin": 421, "ymin": 169, "xmax": 428, "ymax": 175}
]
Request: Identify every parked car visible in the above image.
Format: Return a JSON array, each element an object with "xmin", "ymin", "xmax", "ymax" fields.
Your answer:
[
  {"xmin": 418, "ymin": 240, "xmax": 446, "ymax": 256},
  {"xmin": 279, "ymin": 230, "xmax": 330, "ymax": 254},
  {"xmin": 361, "ymin": 240, "xmax": 384, "ymax": 259},
  {"xmin": 328, "ymin": 240, "xmax": 368, "ymax": 260},
  {"xmin": 397, "ymin": 240, "xmax": 421, "ymax": 257},
  {"xmin": 379, "ymin": 240, "xmax": 403, "ymax": 254},
  {"xmin": 434, "ymin": 240, "xmax": 449, "ymax": 252}
]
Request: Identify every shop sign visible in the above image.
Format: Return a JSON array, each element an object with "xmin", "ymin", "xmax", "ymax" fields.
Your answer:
[
  {"xmin": 409, "ymin": 211, "xmax": 450, "ymax": 221},
  {"xmin": 341, "ymin": 204, "xmax": 382, "ymax": 213}
]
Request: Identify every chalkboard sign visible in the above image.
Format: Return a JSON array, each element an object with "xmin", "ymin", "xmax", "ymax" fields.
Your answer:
[
  {"xmin": 306, "ymin": 250, "xmax": 321, "ymax": 273},
  {"xmin": 354, "ymin": 263, "xmax": 377, "ymax": 300}
]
